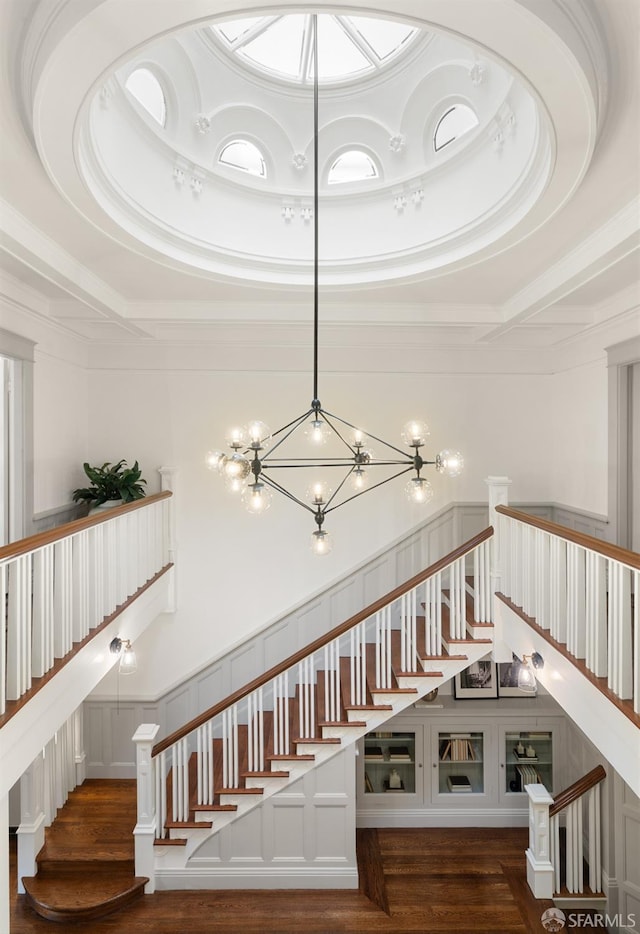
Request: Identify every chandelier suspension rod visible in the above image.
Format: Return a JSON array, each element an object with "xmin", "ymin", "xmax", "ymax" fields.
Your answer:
[{"xmin": 312, "ymin": 13, "xmax": 320, "ymax": 405}]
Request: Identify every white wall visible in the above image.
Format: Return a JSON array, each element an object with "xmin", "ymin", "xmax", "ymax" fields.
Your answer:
[
  {"xmin": 550, "ymin": 358, "xmax": 608, "ymax": 516},
  {"xmin": 86, "ymin": 365, "xmax": 563, "ymax": 697},
  {"xmin": 33, "ymin": 349, "xmax": 88, "ymax": 514}
]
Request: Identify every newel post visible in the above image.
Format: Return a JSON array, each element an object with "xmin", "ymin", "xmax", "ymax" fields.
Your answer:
[
  {"xmin": 525, "ymin": 783, "xmax": 555, "ymax": 899},
  {"xmin": 16, "ymin": 752, "xmax": 46, "ymax": 894},
  {"xmin": 485, "ymin": 476, "xmax": 512, "ymax": 662},
  {"xmin": 133, "ymin": 723, "xmax": 160, "ymax": 893}
]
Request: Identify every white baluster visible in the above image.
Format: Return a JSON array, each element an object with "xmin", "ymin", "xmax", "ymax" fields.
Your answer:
[
  {"xmin": 156, "ymin": 751, "xmax": 166, "ymax": 838},
  {"xmin": 0, "ymin": 563, "xmax": 6, "ymax": 715},
  {"xmin": 588, "ymin": 784, "xmax": 602, "ymax": 893},
  {"xmin": 7, "ymin": 554, "xmax": 31, "ymax": 700},
  {"xmin": 634, "ymin": 570, "xmax": 639, "ymax": 715}
]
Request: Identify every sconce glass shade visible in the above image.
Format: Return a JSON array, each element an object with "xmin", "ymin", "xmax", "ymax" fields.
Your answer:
[
  {"xmin": 119, "ymin": 643, "xmax": 137, "ymax": 675},
  {"xmin": 517, "ymin": 657, "xmax": 537, "ymax": 693},
  {"xmin": 401, "ymin": 420, "xmax": 430, "ymax": 448},
  {"xmin": 405, "ymin": 476, "xmax": 433, "ymax": 504},
  {"xmin": 310, "ymin": 529, "xmax": 333, "ymax": 555}
]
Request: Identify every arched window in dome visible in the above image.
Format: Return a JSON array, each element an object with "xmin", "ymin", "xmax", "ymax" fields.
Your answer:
[
  {"xmin": 434, "ymin": 104, "xmax": 478, "ymax": 152},
  {"xmin": 328, "ymin": 150, "xmax": 378, "ymax": 185},
  {"xmin": 219, "ymin": 140, "xmax": 267, "ymax": 178},
  {"xmin": 125, "ymin": 68, "xmax": 166, "ymax": 127}
]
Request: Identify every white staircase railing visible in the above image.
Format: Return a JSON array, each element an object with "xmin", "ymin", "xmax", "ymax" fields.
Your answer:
[
  {"xmin": 132, "ymin": 527, "xmax": 494, "ymax": 889},
  {"xmin": 496, "ymin": 506, "xmax": 640, "ymax": 715},
  {"xmin": 0, "ymin": 491, "xmax": 173, "ymax": 718},
  {"xmin": 525, "ymin": 765, "xmax": 606, "ymax": 899}
]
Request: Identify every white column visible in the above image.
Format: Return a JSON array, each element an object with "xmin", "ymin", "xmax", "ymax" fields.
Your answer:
[
  {"xmin": 158, "ymin": 467, "xmax": 177, "ymax": 612},
  {"xmin": 0, "ymin": 792, "xmax": 9, "ymax": 934},
  {"xmin": 525, "ymin": 783, "xmax": 555, "ymax": 899},
  {"xmin": 16, "ymin": 752, "xmax": 46, "ymax": 895},
  {"xmin": 133, "ymin": 723, "xmax": 160, "ymax": 894},
  {"xmin": 485, "ymin": 476, "xmax": 512, "ymax": 662}
]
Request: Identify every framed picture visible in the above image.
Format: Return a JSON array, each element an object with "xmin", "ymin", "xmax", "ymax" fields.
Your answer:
[
  {"xmin": 454, "ymin": 657, "xmax": 497, "ymax": 699},
  {"xmin": 498, "ymin": 654, "xmax": 537, "ymax": 697}
]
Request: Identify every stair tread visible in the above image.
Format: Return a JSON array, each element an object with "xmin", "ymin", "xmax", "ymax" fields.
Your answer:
[
  {"xmin": 22, "ymin": 871, "xmax": 148, "ymax": 922},
  {"xmin": 241, "ymin": 770, "xmax": 290, "ymax": 778},
  {"xmin": 165, "ymin": 820, "xmax": 213, "ymax": 829},
  {"xmin": 154, "ymin": 837, "xmax": 187, "ymax": 846},
  {"xmin": 293, "ymin": 736, "xmax": 341, "ymax": 744}
]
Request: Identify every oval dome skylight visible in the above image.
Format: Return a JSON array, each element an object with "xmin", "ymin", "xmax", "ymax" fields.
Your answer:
[{"xmin": 211, "ymin": 13, "xmax": 418, "ymax": 84}]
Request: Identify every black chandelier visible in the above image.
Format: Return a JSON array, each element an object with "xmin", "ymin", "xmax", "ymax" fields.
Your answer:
[{"xmin": 208, "ymin": 15, "xmax": 463, "ymax": 554}]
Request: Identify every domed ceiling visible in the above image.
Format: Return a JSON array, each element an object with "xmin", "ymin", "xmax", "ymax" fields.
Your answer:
[{"xmin": 74, "ymin": 10, "xmax": 551, "ymax": 286}]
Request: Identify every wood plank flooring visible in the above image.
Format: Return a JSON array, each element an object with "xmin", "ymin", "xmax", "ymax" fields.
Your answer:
[{"xmin": 10, "ymin": 782, "xmax": 608, "ymax": 933}]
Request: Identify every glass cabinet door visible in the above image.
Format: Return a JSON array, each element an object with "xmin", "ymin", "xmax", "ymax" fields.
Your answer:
[
  {"xmin": 436, "ymin": 731, "xmax": 485, "ymax": 795},
  {"xmin": 363, "ymin": 731, "xmax": 416, "ymax": 794},
  {"xmin": 504, "ymin": 730, "xmax": 553, "ymax": 793}
]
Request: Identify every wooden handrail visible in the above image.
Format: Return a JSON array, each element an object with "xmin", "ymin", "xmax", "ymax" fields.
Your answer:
[
  {"xmin": 549, "ymin": 765, "xmax": 606, "ymax": 818},
  {"xmin": 495, "ymin": 505, "xmax": 640, "ymax": 570},
  {"xmin": 0, "ymin": 491, "xmax": 172, "ymax": 563},
  {"xmin": 152, "ymin": 525, "xmax": 494, "ymax": 757}
]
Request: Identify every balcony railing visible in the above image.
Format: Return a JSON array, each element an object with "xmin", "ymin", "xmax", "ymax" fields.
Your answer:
[
  {"xmin": 0, "ymin": 492, "xmax": 173, "ymax": 720},
  {"xmin": 496, "ymin": 505, "xmax": 639, "ymax": 716}
]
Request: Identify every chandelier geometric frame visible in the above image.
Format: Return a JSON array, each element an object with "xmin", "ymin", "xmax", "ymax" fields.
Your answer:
[{"xmin": 209, "ymin": 14, "xmax": 463, "ymax": 554}]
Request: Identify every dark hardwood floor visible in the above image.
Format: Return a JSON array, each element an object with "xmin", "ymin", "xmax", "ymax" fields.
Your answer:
[{"xmin": 9, "ymin": 779, "xmax": 602, "ymax": 933}]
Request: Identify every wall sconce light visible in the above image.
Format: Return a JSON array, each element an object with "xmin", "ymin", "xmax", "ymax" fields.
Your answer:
[
  {"xmin": 518, "ymin": 652, "xmax": 544, "ymax": 693},
  {"xmin": 109, "ymin": 636, "xmax": 137, "ymax": 675}
]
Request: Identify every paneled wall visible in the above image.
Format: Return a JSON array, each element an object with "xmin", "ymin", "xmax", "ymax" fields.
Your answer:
[
  {"xmin": 155, "ymin": 750, "xmax": 357, "ymax": 890},
  {"xmin": 84, "ymin": 499, "xmax": 608, "ymax": 780}
]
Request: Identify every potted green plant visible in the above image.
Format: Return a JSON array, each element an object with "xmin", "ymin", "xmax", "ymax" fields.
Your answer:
[{"xmin": 72, "ymin": 460, "xmax": 147, "ymax": 509}]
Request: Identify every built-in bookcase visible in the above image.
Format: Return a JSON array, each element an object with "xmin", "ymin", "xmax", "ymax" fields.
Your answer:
[{"xmin": 357, "ymin": 698, "xmax": 564, "ymax": 827}]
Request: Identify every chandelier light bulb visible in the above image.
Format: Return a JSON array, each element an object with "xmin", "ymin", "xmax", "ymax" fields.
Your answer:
[
  {"xmin": 222, "ymin": 452, "xmax": 251, "ymax": 481},
  {"xmin": 436, "ymin": 450, "xmax": 464, "ymax": 478},
  {"xmin": 205, "ymin": 451, "xmax": 225, "ymax": 472},
  {"xmin": 401, "ymin": 420, "xmax": 430, "ymax": 448},
  {"xmin": 305, "ymin": 417, "xmax": 328, "ymax": 445},
  {"xmin": 311, "ymin": 528, "xmax": 333, "ymax": 556},
  {"xmin": 225, "ymin": 426, "xmax": 246, "ymax": 450},
  {"xmin": 405, "ymin": 476, "xmax": 433, "ymax": 505},
  {"xmin": 246, "ymin": 420, "xmax": 271, "ymax": 451},
  {"xmin": 352, "ymin": 466, "xmax": 368, "ymax": 491},
  {"xmin": 242, "ymin": 481, "xmax": 272, "ymax": 514},
  {"xmin": 306, "ymin": 480, "xmax": 332, "ymax": 506}
]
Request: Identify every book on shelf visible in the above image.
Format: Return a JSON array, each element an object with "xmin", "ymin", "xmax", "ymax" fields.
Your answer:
[
  {"xmin": 364, "ymin": 772, "xmax": 374, "ymax": 793},
  {"xmin": 375, "ymin": 731, "xmax": 393, "ymax": 738},
  {"xmin": 364, "ymin": 746, "xmax": 384, "ymax": 760},
  {"xmin": 440, "ymin": 738, "xmax": 475, "ymax": 762},
  {"xmin": 513, "ymin": 747, "xmax": 538, "ymax": 762},
  {"xmin": 387, "ymin": 745, "xmax": 411, "ymax": 760},
  {"xmin": 383, "ymin": 779, "xmax": 405, "ymax": 792},
  {"xmin": 515, "ymin": 764, "xmax": 542, "ymax": 788},
  {"xmin": 447, "ymin": 775, "xmax": 472, "ymax": 792}
]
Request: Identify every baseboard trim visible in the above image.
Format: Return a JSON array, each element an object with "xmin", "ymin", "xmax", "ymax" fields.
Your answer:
[
  {"xmin": 154, "ymin": 864, "xmax": 359, "ymax": 890},
  {"xmin": 356, "ymin": 807, "xmax": 529, "ymax": 828}
]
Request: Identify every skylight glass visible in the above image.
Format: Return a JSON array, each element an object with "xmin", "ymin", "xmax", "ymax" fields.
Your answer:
[
  {"xmin": 328, "ymin": 150, "xmax": 378, "ymax": 185},
  {"xmin": 240, "ymin": 15, "xmax": 306, "ymax": 81},
  {"xmin": 346, "ymin": 16, "xmax": 416, "ymax": 61},
  {"xmin": 217, "ymin": 17, "xmax": 263, "ymax": 43},
  {"xmin": 434, "ymin": 105, "xmax": 479, "ymax": 151},
  {"xmin": 125, "ymin": 68, "xmax": 166, "ymax": 126},
  {"xmin": 211, "ymin": 14, "xmax": 419, "ymax": 85},
  {"xmin": 219, "ymin": 140, "xmax": 266, "ymax": 178}
]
